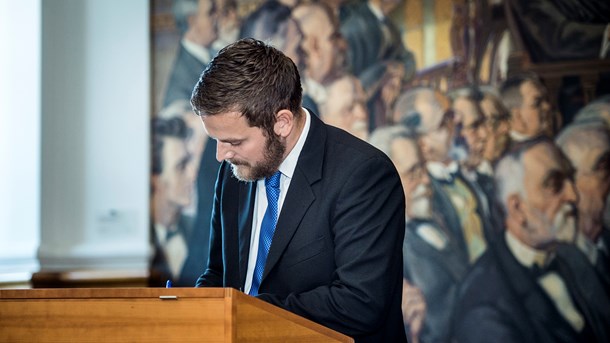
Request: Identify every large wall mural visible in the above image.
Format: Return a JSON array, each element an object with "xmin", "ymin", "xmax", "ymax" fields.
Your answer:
[{"xmin": 150, "ymin": 0, "xmax": 610, "ymax": 342}]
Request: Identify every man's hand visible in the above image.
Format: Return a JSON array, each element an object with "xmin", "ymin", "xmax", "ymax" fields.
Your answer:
[{"xmin": 402, "ymin": 278, "xmax": 427, "ymax": 343}]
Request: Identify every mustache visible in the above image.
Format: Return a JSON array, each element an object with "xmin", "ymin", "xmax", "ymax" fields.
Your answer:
[{"xmin": 227, "ymin": 159, "xmax": 249, "ymax": 166}]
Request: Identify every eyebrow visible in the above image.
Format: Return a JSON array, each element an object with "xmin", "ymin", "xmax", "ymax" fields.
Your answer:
[
  {"xmin": 542, "ymin": 169, "xmax": 566, "ymax": 191},
  {"xmin": 216, "ymin": 137, "xmax": 247, "ymax": 146},
  {"xmin": 593, "ymin": 151, "xmax": 610, "ymax": 171}
]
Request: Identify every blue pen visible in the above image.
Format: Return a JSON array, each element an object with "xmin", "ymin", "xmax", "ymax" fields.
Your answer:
[{"xmin": 166, "ymin": 280, "xmax": 172, "ymax": 288}]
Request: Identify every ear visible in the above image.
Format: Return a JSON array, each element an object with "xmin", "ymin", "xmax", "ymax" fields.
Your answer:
[
  {"xmin": 507, "ymin": 193, "xmax": 526, "ymax": 225},
  {"xmin": 274, "ymin": 109, "xmax": 295, "ymax": 138}
]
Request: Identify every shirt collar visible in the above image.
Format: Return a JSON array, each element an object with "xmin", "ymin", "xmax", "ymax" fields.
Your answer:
[
  {"xmin": 505, "ymin": 230, "xmax": 550, "ymax": 268},
  {"xmin": 509, "ymin": 130, "xmax": 532, "ymax": 142},
  {"xmin": 427, "ymin": 160, "xmax": 459, "ymax": 182}
]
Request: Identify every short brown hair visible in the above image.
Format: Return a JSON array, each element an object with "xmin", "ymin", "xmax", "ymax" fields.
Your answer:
[{"xmin": 190, "ymin": 38, "xmax": 302, "ymax": 136}]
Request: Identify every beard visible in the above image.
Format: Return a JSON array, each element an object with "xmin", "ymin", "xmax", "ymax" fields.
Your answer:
[
  {"xmin": 229, "ymin": 133, "xmax": 286, "ymax": 182},
  {"xmin": 407, "ymin": 183, "xmax": 432, "ymax": 220},
  {"xmin": 526, "ymin": 203, "xmax": 576, "ymax": 249}
]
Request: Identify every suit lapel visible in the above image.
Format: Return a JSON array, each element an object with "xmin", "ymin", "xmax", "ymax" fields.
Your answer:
[
  {"xmin": 238, "ymin": 181, "xmax": 256, "ymax": 288},
  {"xmin": 262, "ymin": 112, "xmax": 326, "ymax": 281}
]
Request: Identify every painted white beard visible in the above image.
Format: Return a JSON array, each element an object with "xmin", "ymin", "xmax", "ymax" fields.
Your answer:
[{"xmin": 553, "ymin": 204, "xmax": 577, "ymax": 243}]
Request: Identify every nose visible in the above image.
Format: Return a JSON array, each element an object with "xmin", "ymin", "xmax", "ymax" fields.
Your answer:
[
  {"xmin": 563, "ymin": 179, "xmax": 578, "ymax": 204},
  {"xmin": 479, "ymin": 123, "xmax": 489, "ymax": 141},
  {"xmin": 215, "ymin": 141, "xmax": 234, "ymax": 162}
]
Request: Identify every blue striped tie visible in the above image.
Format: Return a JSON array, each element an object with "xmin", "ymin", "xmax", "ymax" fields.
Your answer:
[{"xmin": 249, "ymin": 171, "xmax": 281, "ymax": 296}]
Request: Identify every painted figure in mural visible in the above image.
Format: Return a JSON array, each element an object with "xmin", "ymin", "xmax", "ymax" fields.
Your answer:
[
  {"xmin": 361, "ymin": 61, "xmax": 406, "ymax": 131},
  {"xmin": 293, "ymin": 1, "xmax": 349, "ymax": 115},
  {"xmin": 478, "ymin": 89, "xmax": 511, "ymax": 174},
  {"xmin": 239, "ymin": 0, "xmax": 305, "ymax": 71},
  {"xmin": 369, "ymin": 124, "xmax": 463, "ymax": 343},
  {"xmin": 500, "ymin": 74, "xmax": 554, "ymax": 146},
  {"xmin": 369, "ymin": 126, "xmax": 426, "ymax": 343},
  {"xmin": 396, "ymin": 87, "xmax": 494, "ymax": 267},
  {"xmin": 211, "ymin": 0, "xmax": 240, "ymax": 52},
  {"xmin": 163, "ymin": 0, "xmax": 219, "ymax": 108},
  {"xmin": 191, "ymin": 38, "xmax": 407, "ymax": 342},
  {"xmin": 340, "ymin": 0, "xmax": 415, "ymax": 81},
  {"xmin": 454, "ymin": 138, "xmax": 610, "ymax": 343},
  {"xmin": 388, "ymin": 88, "xmax": 491, "ymax": 342},
  {"xmin": 450, "ymin": 89, "xmax": 501, "ymax": 231},
  {"xmin": 319, "ymin": 74, "xmax": 369, "ymax": 140},
  {"xmin": 505, "ymin": 0, "xmax": 610, "ymax": 63},
  {"xmin": 572, "ymin": 95, "xmax": 610, "ymax": 230},
  {"xmin": 573, "ymin": 95, "xmax": 610, "ymax": 127},
  {"xmin": 150, "ymin": 116, "xmax": 200, "ymax": 286},
  {"xmin": 557, "ymin": 122, "xmax": 610, "ymax": 289}
]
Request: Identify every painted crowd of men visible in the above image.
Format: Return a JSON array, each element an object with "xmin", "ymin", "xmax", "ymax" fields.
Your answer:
[{"xmin": 150, "ymin": 0, "xmax": 610, "ymax": 342}]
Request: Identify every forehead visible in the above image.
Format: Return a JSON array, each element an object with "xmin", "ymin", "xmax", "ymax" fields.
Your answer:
[
  {"xmin": 454, "ymin": 97, "xmax": 482, "ymax": 122},
  {"xmin": 201, "ymin": 111, "xmax": 256, "ymax": 139},
  {"xmin": 520, "ymin": 80, "xmax": 543, "ymax": 97},
  {"xmin": 415, "ymin": 91, "xmax": 450, "ymax": 131},
  {"xmin": 480, "ymin": 97, "xmax": 501, "ymax": 117},
  {"xmin": 286, "ymin": 18, "xmax": 303, "ymax": 40},
  {"xmin": 523, "ymin": 143, "xmax": 563, "ymax": 181}
]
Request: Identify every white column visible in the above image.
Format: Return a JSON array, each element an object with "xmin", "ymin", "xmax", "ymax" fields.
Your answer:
[
  {"xmin": 39, "ymin": 0, "xmax": 151, "ymax": 271},
  {"xmin": 0, "ymin": 0, "xmax": 42, "ymax": 282}
]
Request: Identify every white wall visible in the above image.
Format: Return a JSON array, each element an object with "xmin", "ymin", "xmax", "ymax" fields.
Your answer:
[
  {"xmin": 37, "ymin": 0, "xmax": 151, "ymax": 271},
  {"xmin": 0, "ymin": 0, "xmax": 42, "ymax": 280}
]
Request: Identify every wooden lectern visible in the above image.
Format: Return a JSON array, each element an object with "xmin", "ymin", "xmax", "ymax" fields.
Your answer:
[{"xmin": 0, "ymin": 287, "xmax": 353, "ymax": 342}]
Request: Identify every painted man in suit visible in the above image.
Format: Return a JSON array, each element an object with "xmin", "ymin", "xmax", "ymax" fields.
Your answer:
[
  {"xmin": 320, "ymin": 74, "xmax": 369, "ymax": 140},
  {"xmin": 164, "ymin": 0, "xmax": 219, "ymax": 108},
  {"xmin": 340, "ymin": 0, "xmax": 415, "ymax": 81},
  {"xmin": 479, "ymin": 90, "xmax": 511, "ymax": 174},
  {"xmin": 500, "ymin": 75, "xmax": 553, "ymax": 144},
  {"xmin": 451, "ymin": 89, "xmax": 501, "ymax": 229},
  {"xmin": 369, "ymin": 124, "xmax": 465, "ymax": 343},
  {"xmin": 150, "ymin": 116, "xmax": 200, "ymax": 286},
  {"xmin": 395, "ymin": 87, "xmax": 494, "ymax": 265},
  {"xmin": 191, "ymin": 38, "xmax": 407, "ymax": 342},
  {"xmin": 293, "ymin": 1, "xmax": 349, "ymax": 115},
  {"xmin": 454, "ymin": 138, "xmax": 610, "ymax": 343},
  {"xmin": 389, "ymin": 87, "xmax": 491, "ymax": 342},
  {"xmin": 557, "ymin": 122, "xmax": 610, "ymax": 289}
]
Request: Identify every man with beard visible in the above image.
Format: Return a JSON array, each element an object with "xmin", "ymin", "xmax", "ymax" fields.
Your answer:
[
  {"xmin": 557, "ymin": 122, "xmax": 610, "ymax": 289},
  {"xmin": 453, "ymin": 138, "xmax": 610, "ymax": 343},
  {"xmin": 369, "ymin": 125, "xmax": 468, "ymax": 343},
  {"xmin": 191, "ymin": 38, "xmax": 407, "ymax": 343}
]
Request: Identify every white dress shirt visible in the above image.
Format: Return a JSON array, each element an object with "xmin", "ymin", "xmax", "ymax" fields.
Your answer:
[{"xmin": 244, "ymin": 109, "xmax": 311, "ymax": 294}]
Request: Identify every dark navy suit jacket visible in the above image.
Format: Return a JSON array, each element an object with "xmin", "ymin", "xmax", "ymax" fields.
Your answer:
[{"xmin": 196, "ymin": 113, "xmax": 407, "ymax": 342}]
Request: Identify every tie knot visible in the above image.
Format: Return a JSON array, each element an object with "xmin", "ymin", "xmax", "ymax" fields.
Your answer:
[{"xmin": 265, "ymin": 171, "xmax": 281, "ymax": 189}]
